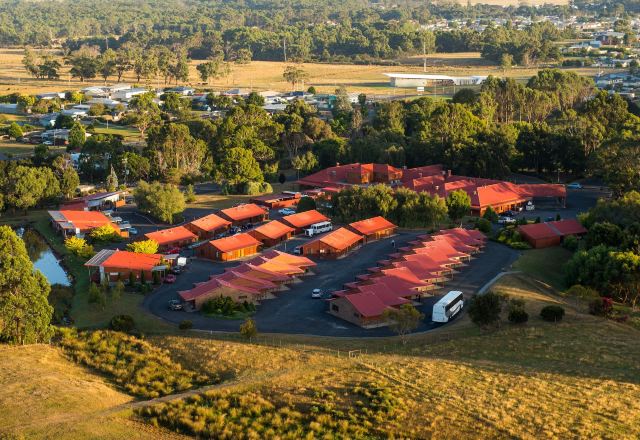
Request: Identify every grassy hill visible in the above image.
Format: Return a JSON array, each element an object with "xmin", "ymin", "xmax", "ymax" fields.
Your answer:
[{"xmin": 2, "ymin": 272, "xmax": 640, "ymax": 439}]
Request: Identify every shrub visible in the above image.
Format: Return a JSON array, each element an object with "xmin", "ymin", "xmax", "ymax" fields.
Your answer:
[
  {"xmin": 296, "ymin": 196, "xmax": 317, "ymax": 213},
  {"xmin": 203, "ymin": 296, "xmax": 239, "ymax": 316},
  {"xmin": 240, "ymin": 318, "xmax": 258, "ymax": 339},
  {"xmin": 467, "ymin": 292, "xmax": 503, "ymax": 328},
  {"xmin": 482, "ymin": 206, "xmax": 499, "ymax": 223},
  {"xmin": 562, "ymin": 235, "xmax": 579, "ymax": 251},
  {"xmin": 508, "ymin": 308, "xmax": 529, "ymax": 324},
  {"xmin": 179, "ymin": 320, "xmax": 193, "ymax": 330},
  {"xmin": 540, "ymin": 305, "xmax": 565, "ymax": 322},
  {"xmin": 240, "ymin": 181, "xmax": 272, "ymax": 195},
  {"xmin": 88, "ymin": 283, "xmax": 106, "ymax": 309},
  {"xmin": 111, "ymin": 280, "xmax": 125, "ymax": 301},
  {"xmin": 127, "ymin": 239, "xmax": 159, "ymax": 254},
  {"xmin": 109, "ymin": 314, "xmax": 135, "ymax": 332},
  {"xmin": 64, "ymin": 235, "xmax": 95, "ymax": 258},
  {"xmin": 89, "ymin": 224, "xmax": 121, "ymax": 242},
  {"xmin": 475, "ymin": 217, "xmax": 492, "ymax": 234},
  {"xmin": 184, "ymin": 184, "xmax": 196, "ymax": 203},
  {"xmin": 588, "ymin": 297, "xmax": 613, "ymax": 317}
]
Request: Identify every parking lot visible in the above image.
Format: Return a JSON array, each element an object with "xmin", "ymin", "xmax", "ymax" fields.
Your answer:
[{"xmin": 142, "ymin": 230, "xmax": 519, "ymax": 337}]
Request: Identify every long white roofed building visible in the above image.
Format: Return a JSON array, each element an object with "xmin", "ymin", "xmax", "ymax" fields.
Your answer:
[{"xmin": 384, "ymin": 73, "xmax": 488, "ymax": 88}]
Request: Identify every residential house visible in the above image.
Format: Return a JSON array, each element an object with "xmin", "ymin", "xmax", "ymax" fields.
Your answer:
[
  {"xmin": 248, "ymin": 220, "xmax": 295, "ymax": 247},
  {"xmin": 220, "ymin": 203, "xmax": 268, "ymax": 226},
  {"xmin": 185, "ymin": 213, "xmax": 231, "ymax": 240},
  {"xmin": 518, "ymin": 219, "xmax": 587, "ymax": 249},
  {"xmin": 298, "ymin": 227, "xmax": 363, "ymax": 258},
  {"xmin": 196, "ymin": 233, "xmax": 262, "ymax": 261},
  {"xmin": 144, "ymin": 226, "xmax": 198, "ymax": 251},
  {"xmin": 84, "ymin": 249, "xmax": 167, "ymax": 284},
  {"xmin": 348, "ymin": 216, "xmax": 397, "ymax": 243},
  {"xmin": 280, "ymin": 209, "xmax": 330, "ymax": 234},
  {"xmin": 48, "ymin": 210, "xmax": 127, "ymax": 238}
]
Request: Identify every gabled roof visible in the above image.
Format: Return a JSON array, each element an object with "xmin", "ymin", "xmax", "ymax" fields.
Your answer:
[
  {"xmin": 517, "ymin": 223, "xmax": 559, "ymax": 240},
  {"xmin": 281, "ymin": 210, "xmax": 329, "ymax": 228},
  {"xmin": 307, "ymin": 227, "xmax": 363, "ymax": 251},
  {"xmin": 178, "ymin": 277, "xmax": 261, "ymax": 301},
  {"xmin": 247, "ymin": 256, "xmax": 305, "ymax": 275},
  {"xmin": 355, "ymin": 286, "xmax": 410, "ymax": 307},
  {"xmin": 547, "ymin": 219, "xmax": 587, "ymax": 236},
  {"xmin": 230, "ymin": 263, "xmax": 291, "ymax": 283},
  {"xmin": 48, "ymin": 210, "xmax": 118, "ymax": 232},
  {"xmin": 91, "ymin": 250, "xmax": 164, "ymax": 270},
  {"xmin": 517, "ymin": 184, "xmax": 567, "ymax": 199},
  {"xmin": 260, "ymin": 249, "xmax": 317, "ymax": 268},
  {"xmin": 249, "ymin": 220, "xmax": 294, "ymax": 240},
  {"xmin": 342, "ymin": 292, "xmax": 389, "ymax": 318},
  {"xmin": 206, "ymin": 233, "xmax": 262, "ymax": 253},
  {"xmin": 348, "ymin": 216, "xmax": 397, "ymax": 236},
  {"xmin": 145, "ymin": 226, "xmax": 197, "ymax": 246},
  {"xmin": 473, "ymin": 182, "xmax": 528, "ymax": 208},
  {"xmin": 217, "ymin": 270, "xmax": 277, "ymax": 290},
  {"xmin": 189, "ymin": 213, "xmax": 231, "ymax": 232},
  {"xmin": 220, "ymin": 204, "xmax": 267, "ymax": 222}
]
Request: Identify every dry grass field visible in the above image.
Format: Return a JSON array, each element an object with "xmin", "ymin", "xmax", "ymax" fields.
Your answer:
[{"xmin": 0, "ymin": 48, "xmax": 605, "ymax": 97}]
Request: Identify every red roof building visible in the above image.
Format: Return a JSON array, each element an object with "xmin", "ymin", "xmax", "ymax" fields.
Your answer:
[
  {"xmin": 179, "ymin": 277, "xmax": 263, "ymax": 310},
  {"xmin": 280, "ymin": 210, "xmax": 330, "ymax": 234},
  {"xmin": 144, "ymin": 226, "xmax": 197, "ymax": 250},
  {"xmin": 518, "ymin": 219, "xmax": 587, "ymax": 249},
  {"xmin": 250, "ymin": 192, "xmax": 301, "ymax": 209},
  {"xmin": 48, "ymin": 210, "xmax": 127, "ymax": 238},
  {"xmin": 248, "ymin": 220, "xmax": 295, "ymax": 247},
  {"xmin": 196, "ymin": 233, "xmax": 262, "ymax": 261},
  {"xmin": 348, "ymin": 216, "xmax": 397, "ymax": 243},
  {"xmin": 185, "ymin": 214, "xmax": 231, "ymax": 240},
  {"xmin": 220, "ymin": 204, "xmax": 268, "ymax": 225},
  {"xmin": 84, "ymin": 249, "xmax": 167, "ymax": 284},
  {"xmin": 299, "ymin": 227, "xmax": 363, "ymax": 258}
]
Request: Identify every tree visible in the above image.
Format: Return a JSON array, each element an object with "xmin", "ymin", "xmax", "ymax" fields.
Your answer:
[
  {"xmin": 68, "ymin": 122, "xmax": 86, "ymax": 150},
  {"xmin": 196, "ymin": 58, "xmax": 230, "ymax": 84},
  {"xmin": 296, "ymin": 196, "xmax": 316, "ymax": 213},
  {"xmin": 483, "ymin": 206, "xmax": 499, "ymax": 223},
  {"xmin": 106, "ymin": 166, "xmax": 118, "ymax": 192},
  {"xmin": 291, "ymin": 151, "xmax": 318, "ymax": 177},
  {"xmin": 7, "ymin": 166, "xmax": 46, "ymax": 212},
  {"xmin": 7, "ymin": 122, "xmax": 23, "ymax": 140},
  {"xmin": 283, "ymin": 65, "xmax": 309, "ymax": 90},
  {"xmin": 239, "ymin": 317, "xmax": 258, "ymax": 339},
  {"xmin": 146, "ymin": 123, "xmax": 207, "ymax": 180},
  {"xmin": 88, "ymin": 283, "xmax": 107, "ymax": 309},
  {"xmin": 127, "ymin": 239, "xmax": 160, "ymax": 254},
  {"xmin": 446, "ymin": 190, "xmax": 471, "ymax": 223},
  {"xmin": 89, "ymin": 224, "xmax": 121, "ymax": 242},
  {"xmin": 500, "ymin": 53, "xmax": 513, "ymax": 71},
  {"xmin": 134, "ymin": 180, "xmax": 186, "ymax": 224},
  {"xmin": 184, "ymin": 184, "xmax": 196, "ymax": 203},
  {"xmin": 0, "ymin": 226, "xmax": 53, "ymax": 344},
  {"xmin": 540, "ymin": 305, "xmax": 565, "ymax": 322},
  {"xmin": 97, "ymin": 48, "xmax": 117, "ymax": 84},
  {"xmin": 382, "ymin": 304, "xmax": 424, "ymax": 344},
  {"xmin": 129, "ymin": 92, "xmax": 161, "ymax": 139},
  {"xmin": 67, "ymin": 46, "xmax": 99, "ymax": 82},
  {"xmin": 467, "ymin": 292, "xmax": 503, "ymax": 328},
  {"xmin": 215, "ymin": 147, "xmax": 264, "ymax": 187},
  {"xmin": 60, "ymin": 167, "xmax": 80, "ymax": 199}
]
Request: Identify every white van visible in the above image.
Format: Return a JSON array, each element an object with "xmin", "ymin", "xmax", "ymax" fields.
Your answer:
[
  {"xmin": 304, "ymin": 221, "xmax": 333, "ymax": 237},
  {"xmin": 432, "ymin": 291, "xmax": 464, "ymax": 323}
]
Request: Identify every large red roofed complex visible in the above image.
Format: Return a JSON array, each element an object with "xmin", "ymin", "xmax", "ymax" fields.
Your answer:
[
  {"xmin": 348, "ymin": 216, "xmax": 397, "ymax": 243},
  {"xmin": 248, "ymin": 220, "xmax": 295, "ymax": 247},
  {"xmin": 196, "ymin": 233, "xmax": 262, "ymax": 261},
  {"xmin": 85, "ymin": 249, "xmax": 167, "ymax": 284},
  {"xmin": 280, "ymin": 209, "xmax": 330, "ymax": 234},
  {"xmin": 220, "ymin": 203, "xmax": 268, "ymax": 226},
  {"xmin": 328, "ymin": 228, "xmax": 486, "ymax": 328},
  {"xmin": 297, "ymin": 163, "xmax": 566, "ymax": 216},
  {"xmin": 144, "ymin": 226, "xmax": 198, "ymax": 250},
  {"xmin": 185, "ymin": 213, "xmax": 231, "ymax": 240},
  {"xmin": 48, "ymin": 210, "xmax": 127, "ymax": 238},
  {"xmin": 299, "ymin": 227, "xmax": 364, "ymax": 258},
  {"xmin": 518, "ymin": 219, "xmax": 587, "ymax": 249}
]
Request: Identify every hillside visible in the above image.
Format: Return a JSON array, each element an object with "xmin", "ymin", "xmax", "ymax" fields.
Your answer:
[{"xmin": 2, "ymin": 273, "xmax": 639, "ymax": 439}]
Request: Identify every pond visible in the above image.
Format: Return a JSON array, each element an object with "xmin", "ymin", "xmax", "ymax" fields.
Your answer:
[{"xmin": 17, "ymin": 228, "xmax": 72, "ymax": 286}]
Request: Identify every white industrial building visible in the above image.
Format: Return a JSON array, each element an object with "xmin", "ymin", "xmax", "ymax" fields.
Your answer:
[{"xmin": 384, "ymin": 73, "xmax": 488, "ymax": 88}]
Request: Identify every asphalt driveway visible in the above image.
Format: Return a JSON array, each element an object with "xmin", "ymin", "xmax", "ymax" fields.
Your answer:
[{"xmin": 142, "ymin": 231, "xmax": 519, "ymax": 337}]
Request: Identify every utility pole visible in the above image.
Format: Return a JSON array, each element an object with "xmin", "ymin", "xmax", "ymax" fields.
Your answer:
[
  {"xmin": 423, "ymin": 39, "xmax": 427, "ymax": 73},
  {"xmin": 283, "ymin": 38, "xmax": 287, "ymax": 63}
]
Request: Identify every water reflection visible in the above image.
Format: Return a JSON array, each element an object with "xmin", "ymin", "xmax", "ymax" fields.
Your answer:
[{"xmin": 18, "ymin": 228, "xmax": 71, "ymax": 286}]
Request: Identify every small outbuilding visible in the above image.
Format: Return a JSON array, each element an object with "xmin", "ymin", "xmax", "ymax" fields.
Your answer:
[
  {"xmin": 185, "ymin": 213, "xmax": 231, "ymax": 240},
  {"xmin": 518, "ymin": 219, "xmax": 587, "ymax": 249},
  {"xmin": 196, "ymin": 233, "xmax": 262, "ymax": 261},
  {"xmin": 220, "ymin": 204, "xmax": 268, "ymax": 226},
  {"xmin": 280, "ymin": 209, "xmax": 330, "ymax": 234},
  {"xmin": 248, "ymin": 220, "xmax": 295, "ymax": 247},
  {"xmin": 299, "ymin": 227, "xmax": 363, "ymax": 258},
  {"xmin": 348, "ymin": 216, "xmax": 397, "ymax": 243},
  {"xmin": 144, "ymin": 226, "xmax": 198, "ymax": 251}
]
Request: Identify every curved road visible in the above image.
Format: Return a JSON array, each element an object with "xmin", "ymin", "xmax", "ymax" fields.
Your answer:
[{"xmin": 142, "ymin": 232, "xmax": 519, "ymax": 337}]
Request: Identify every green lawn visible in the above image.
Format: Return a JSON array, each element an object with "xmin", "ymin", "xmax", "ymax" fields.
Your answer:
[
  {"xmin": 513, "ymin": 246, "xmax": 572, "ymax": 291},
  {"xmin": 91, "ymin": 122, "xmax": 141, "ymax": 141}
]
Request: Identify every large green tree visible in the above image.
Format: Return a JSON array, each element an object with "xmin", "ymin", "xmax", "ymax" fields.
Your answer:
[{"xmin": 0, "ymin": 226, "xmax": 53, "ymax": 344}]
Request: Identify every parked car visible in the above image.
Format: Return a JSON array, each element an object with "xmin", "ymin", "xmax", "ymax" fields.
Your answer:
[
  {"xmin": 128, "ymin": 227, "xmax": 138, "ymax": 235},
  {"xmin": 168, "ymin": 299, "xmax": 183, "ymax": 311},
  {"xmin": 498, "ymin": 216, "xmax": 516, "ymax": 225},
  {"xmin": 311, "ymin": 288, "xmax": 323, "ymax": 298},
  {"xmin": 164, "ymin": 247, "xmax": 181, "ymax": 255},
  {"xmin": 504, "ymin": 210, "xmax": 519, "ymax": 217},
  {"xmin": 164, "ymin": 274, "xmax": 177, "ymax": 284},
  {"xmin": 566, "ymin": 182, "xmax": 582, "ymax": 189},
  {"xmin": 170, "ymin": 266, "xmax": 182, "ymax": 275},
  {"xmin": 546, "ymin": 216, "xmax": 556, "ymax": 222},
  {"xmin": 278, "ymin": 208, "xmax": 296, "ymax": 215}
]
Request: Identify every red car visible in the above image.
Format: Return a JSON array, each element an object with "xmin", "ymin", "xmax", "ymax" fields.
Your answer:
[
  {"xmin": 164, "ymin": 274, "xmax": 177, "ymax": 284},
  {"xmin": 164, "ymin": 247, "xmax": 181, "ymax": 255}
]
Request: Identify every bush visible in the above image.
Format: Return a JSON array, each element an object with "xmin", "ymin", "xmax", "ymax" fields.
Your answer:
[
  {"xmin": 203, "ymin": 296, "xmax": 238, "ymax": 316},
  {"xmin": 508, "ymin": 308, "xmax": 529, "ymax": 324},
  {"xmin": 482, "ymin": 206, "xmax": 499, "ymax": 223},
  {"xmin": 540, "ymin": 305, "xmax": 565, "ymax": 322},
  {"xmin": 588, "ymin": 297, "xmax": 613, "ymax": 317},
  {"xmin": 240, "ymin": 318, "xmax": 258, "ymax": 339},
  {"xmin": 467, "ymin": 292, "xmax": 503, "ymax": 328},
  {"xmin": 89, "ymin": 224, "xmax": 121, "ymax": 242},
  {"xmin": 109, "ymin": 314, "xmax": 135, "ymax": 332},
  {"xmin": 296, "ymin": 196, "xmax": 317, "ymax": 213},
  {"xmin": 562, "ymin": 235, "xmax": 579, "ymax": 251},
  {"xmin": 239, "ymin": 181, "xmax": 273, "ymax": 195},
  {"xmin": 475, "ymin": 217, "xmax": 492, "ymax": 234},
  {"xmin": 179, "ymin": 320, "xmax": 193, "ymax": 330}
]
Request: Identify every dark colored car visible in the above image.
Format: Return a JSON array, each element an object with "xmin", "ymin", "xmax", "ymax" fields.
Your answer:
[{"xmin": 168, "ymin": 299, "xmax": 183, "ymax": 311}]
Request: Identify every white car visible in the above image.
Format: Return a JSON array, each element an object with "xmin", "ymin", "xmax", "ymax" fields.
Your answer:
[
  {"xmin": 498, "ymin": 216, "xmax": 516, "ymax": 225},
  {"xmin": 278, "ymin": 208, "xmax": 296, "ymax": 215},
  {"xmin": 311, "ymin": 288, "xmax": 323, "ymax": 298},
  {"xmin": 566, "ymin": 182, "xmax": 582, "ymax": 189}
]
